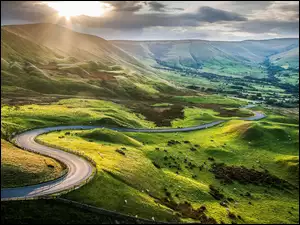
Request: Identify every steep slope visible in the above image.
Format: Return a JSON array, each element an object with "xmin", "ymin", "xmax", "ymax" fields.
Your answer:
[
  {"xmin": 270, "ymin": 47, "xmax": 299, "ymax": 69},
  {"xmin": 1, "ymin": 28, "xmax": 60, "ymax": 64},
  {"xmin": 1, "ymin": 23, "xmax": 180, "ymax": 101},
  {"xmin": 2, "ymin": 23, "xmax": 145, "ymax": 68}
]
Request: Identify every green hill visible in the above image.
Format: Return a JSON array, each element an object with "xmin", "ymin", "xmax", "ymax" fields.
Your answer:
[
  {"xmin": 270, "ymin": 47, "xmax": 299, "ymax": 69},
  {"xmin": 1, "ymin": 139, "xmax": 66, "ymax": 188},
  {"xmin": 112, "ymin": 39, "xmax": 299, "ymax": 79},
  {"xmin": 79, "ymin": 128, "xmax": 143, "ymax": 147},
  {"xmin": 1, "ymin": 23, "xmax": 180, "ymax": 101},
  {"xmin": 2, "ymin": 23, "xmax": 144, "ymax": 67}
]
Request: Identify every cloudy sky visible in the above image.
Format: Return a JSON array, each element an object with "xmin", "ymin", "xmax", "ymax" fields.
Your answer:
[{"xmin": 1, "ymin": 1, "xmax": 299, "ymax": 41}]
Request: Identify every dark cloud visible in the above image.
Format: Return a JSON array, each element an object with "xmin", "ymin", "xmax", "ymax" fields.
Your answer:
[
  {"xmin": 70, "ymin": 6, "xmax": 247, "ymax": 30},
  {"xmin": 173, "ymin": 8, "xmax": 184, "ymax": 11},
  {"xmin": 1, "ymin": 1, "xmax": 56, "ymax": 21},
  {"xmin": 148, "ymin": 1, "xmax": 166, "ymax": 12},
  {"xmin": 103, "ymin": 1, "xmax": 145, "ymax": 12},
  {"xmin": 1, "ymin": 1, "xmax": 298, "ymax": 40},
  {"xmin": 184, "ymin": 6, "xmax": 247, "ymax": 23},
  {"xmin": 0, "ymin": 1, "xmax": 248, "ymax": 28},
  {"xmin": 147, "ymin": 1, "xmax": 184, "ymax": 12}
]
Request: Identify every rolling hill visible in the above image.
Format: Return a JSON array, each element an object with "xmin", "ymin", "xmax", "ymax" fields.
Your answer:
[
  {"xmin": 112, "ymin": 39, "xmax": 299, "ymax": 78},
  {"xmin": 1, "ymin": 23, "xmax": 181, "ymax": 102},
  {"xmin": 270, "ymin": 47, "xmax": 299, "ymax": 70},
  {"xmin": 1, "ymin": 23, "xmax": 298, "ymax": 106}
]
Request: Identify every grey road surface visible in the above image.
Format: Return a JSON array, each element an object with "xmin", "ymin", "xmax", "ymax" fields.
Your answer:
[
  {"xmin": 1, "ymin": 105, "xmax": 265, "ymax": 200},
  {"xmin": 1, "ymin": 127, "xmax": 93, "ymax": 200}
]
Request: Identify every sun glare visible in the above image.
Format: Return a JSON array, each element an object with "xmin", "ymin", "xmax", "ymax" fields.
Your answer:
[{"xmin": 44, "ymin": 1, "xmax": 113, "ymax": 20}]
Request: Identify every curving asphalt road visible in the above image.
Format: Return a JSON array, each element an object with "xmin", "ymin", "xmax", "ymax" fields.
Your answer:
[
  {"xmin": 1, "ymin": 126, "xmax": 94, "ymax": 200},
  {"xmin": 1, "ymin": 105, "xmax": 265, "ymax": 200}
]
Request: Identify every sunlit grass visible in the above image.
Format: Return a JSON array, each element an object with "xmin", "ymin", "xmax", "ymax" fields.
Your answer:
[
  {"xmin": 1, "ymin": 98, "xmax": 156, "ymax": 138},
  {"xmin": 1, "ymin": 139, "xmax": 66, "ymax": 188},
  {"xmin": 174, "ymin": 95, "xmax": 247, "ymax": 107},
  {"xmin": 38, "ymin": 119, "xmax": 299, "ymax": 223}
]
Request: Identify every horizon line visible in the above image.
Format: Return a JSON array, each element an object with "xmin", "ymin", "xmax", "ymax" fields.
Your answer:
[{"xmin": 1, "ymin": 22, "xmax": 299, "ymax": 43}]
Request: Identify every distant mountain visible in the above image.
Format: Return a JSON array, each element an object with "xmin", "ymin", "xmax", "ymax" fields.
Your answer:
[
  {"xmin": 112, "ymin": 38, "xmax": 299, "ymax": 79},
  {"xmin": 1, "ymin": 23, "xmax": 179, "ymax": 100}
]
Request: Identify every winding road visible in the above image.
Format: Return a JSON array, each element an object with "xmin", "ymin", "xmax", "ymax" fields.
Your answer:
[{"xmin": 1, "ymin": 105, "xmax": 265, "ymax": 200}]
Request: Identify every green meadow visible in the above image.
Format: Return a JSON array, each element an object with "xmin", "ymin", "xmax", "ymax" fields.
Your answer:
[
  {"xmin": 37, "ymin": 116, "xmax": 299, "ymax": 224},
  {"xmin": 1, "ymin": 95, "xmax": 251, "ymax": 139},
  {"xmin": 1, "ymin": 95, "xmax": 298, "ymax": 223},
  {"xmin": 1, "ymin": 98, "xmax": 155, "ymax": 139},
  {"xmin": 173, "ymin": 95, "xmax": 247, "ymax": 107}
]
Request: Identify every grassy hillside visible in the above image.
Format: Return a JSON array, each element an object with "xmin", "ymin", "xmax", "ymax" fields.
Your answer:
[
  {"xmin": 1, "ymin": 95, "xmax": 252, "ymax": 139},
  {"xmin": 112, "ymin": 39, "xmax": 299, "ymax": 108},
  {"xmin": 1, "ymin": 139, "xmax": 66, "ymax": 188},
  {"xmin": 2, "ymin": 23, "xmax": 144, "ymax": 67},
  {"xmin": 1, "ymin": 23, "xmax": 181, "ymax": 101},
  {"xmin": 79, "ymin": 128, "xmax": 143, "ymax": 147},
  {"xmin": 38, "ymin": 118, "xmax": 299, "ymax": 224},
  {"xmin": 270, "ymin": 47, "xmax": 299, "ymax": 70},
  {"xmin": 1, "ymin": 98, "xmax": 156, "ymax": 139},
  {"xmin": 173, "ymin": 95, "xmax": 247, "ymax": 106},
  {"xmin": 2, "ymin": 24, "xmax": 297, "ymax": 106},
  {"xmin": 1, "ymin": 21, "xmax": 298, "ymax": 225},
  {"xmin": 112, "ymin": 39, "xmax": 298, "ymax": 78}
]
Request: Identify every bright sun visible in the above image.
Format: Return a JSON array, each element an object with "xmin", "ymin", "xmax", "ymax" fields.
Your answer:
[{"xmin": 44, "ymin": 1, "xmax": 113, "ymax": 20}]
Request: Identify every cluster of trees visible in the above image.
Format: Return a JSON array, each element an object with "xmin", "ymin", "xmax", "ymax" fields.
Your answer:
[
  {"xmin": 265, "ymin": 98, "xmax": 299, "ymax": 108},
  {"xmin": 263, "ymin": 59, "xmax": 299, "ymax": 94}
]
